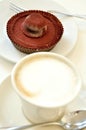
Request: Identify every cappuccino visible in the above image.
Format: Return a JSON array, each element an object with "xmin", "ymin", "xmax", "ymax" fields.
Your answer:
[{"xmin": 13, "ymin": 53, "xmax": 81, "ymax": 107}]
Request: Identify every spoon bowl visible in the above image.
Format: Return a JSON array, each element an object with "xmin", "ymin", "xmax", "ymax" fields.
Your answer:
[
  {"xmin": 0, "ymin": 110, "xmax": 86, "ymax": 130},
  {"xmin": 61, "ymin": 110, "xmax": 86, "ymax": 130}
]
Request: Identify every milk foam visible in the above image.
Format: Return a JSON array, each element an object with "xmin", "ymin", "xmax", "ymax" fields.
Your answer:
[{"xmin": 15, "ymin": 56, "xmax": 78, "ymax": 106}]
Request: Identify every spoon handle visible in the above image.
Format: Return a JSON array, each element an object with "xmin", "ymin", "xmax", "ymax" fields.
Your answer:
[{"xmin": 0, "ymin": 122, "xmax": 60, "ymax": 130}]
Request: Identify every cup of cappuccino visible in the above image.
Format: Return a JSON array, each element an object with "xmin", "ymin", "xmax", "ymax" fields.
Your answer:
[{"xmin": 11, "ymin": 52, "xmax": 81, "ymax": 123}]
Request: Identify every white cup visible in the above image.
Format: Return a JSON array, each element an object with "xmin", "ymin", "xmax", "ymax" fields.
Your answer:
[{"xmin": 11, "ymin": 52, "xmax": 81, "ymax": 123}]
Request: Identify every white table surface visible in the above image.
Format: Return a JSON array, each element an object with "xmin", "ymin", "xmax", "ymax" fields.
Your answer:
[{"xmin": 0, "ymin": 0, "xmax": 86, "ymax": 85}]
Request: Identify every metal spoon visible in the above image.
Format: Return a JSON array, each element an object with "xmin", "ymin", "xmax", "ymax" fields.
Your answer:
[{"xmin": 0, "ymin": 110, "xmax": 86, "ymax": 130}]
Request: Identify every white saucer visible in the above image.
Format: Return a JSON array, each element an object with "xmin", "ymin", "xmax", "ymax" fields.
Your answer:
[
  {"xmin": 0, "ymin": 75, "xmax": 86, "ymax": 129},
  {"xmin": 0, "ymin": 0, "xmax": 78, "ymax": 63},
  {"xmin": 0, "ymin": 75, "xmax": 65, "ymax": 130}
]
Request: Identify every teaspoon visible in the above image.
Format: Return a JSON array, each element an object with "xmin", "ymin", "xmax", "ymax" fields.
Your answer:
[{"xmin": 0, "ymin": 110, "xmax": 86, "ymax": 130}]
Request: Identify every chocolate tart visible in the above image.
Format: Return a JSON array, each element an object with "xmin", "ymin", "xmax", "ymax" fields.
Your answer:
[{"xmin": 7, "ymin": 10, "xmax": 63, "ymax": 54}]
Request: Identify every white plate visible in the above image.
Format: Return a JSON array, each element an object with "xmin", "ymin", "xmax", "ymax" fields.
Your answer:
[
  {"xmin": 0, "ymin": 75, "xmax": 86, "ymax": 129},
  {"xmin": 0, "ymin": 0, "xmax": 78, "ymax": 63},
  {"xmin": 0, "ymin": 75, "xmax": 65, "ymax": 130}
]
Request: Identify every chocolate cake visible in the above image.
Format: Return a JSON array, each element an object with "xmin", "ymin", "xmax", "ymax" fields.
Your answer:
[{"xmin": 7, "ymin": 10, "xmax": 63, "ymax": 53}]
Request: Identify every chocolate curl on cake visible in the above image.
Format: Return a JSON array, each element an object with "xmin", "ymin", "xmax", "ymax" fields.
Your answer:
[{"xmin": 22, "ymin": 13, "xmax": 47, "ymax": 38}]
